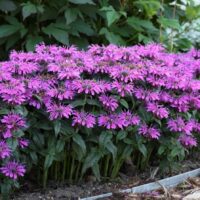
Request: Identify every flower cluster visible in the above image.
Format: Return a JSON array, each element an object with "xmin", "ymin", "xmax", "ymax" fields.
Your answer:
[{"xmin": 0, "ymin": 43, "xmax": 200, "ymax": 182}]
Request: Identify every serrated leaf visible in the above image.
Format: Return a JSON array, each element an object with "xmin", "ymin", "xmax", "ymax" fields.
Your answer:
[
  {"xmin": 99, "ymin": 27, "xmax": 125, "ymax": 45},
  {"xmin": 0, "ymin": 24, "xmax": 20, "ymax": 38},
  {"xmin": 106, "ymin": 9, "xmax": 120, "ymax": 26},
  {"xmin": 42, "ymin": 23, "xmax": 69, "ymax": 45},
  {"xmin": 65, "ymin": 8, "xmax": 78, "ymax": 25},
  {"xmin": 158, "ymin": 17, "xmax": 180, "ymax": 30},
  {"xmin": 26, "ymin": 35, "xmax": 43, "ymax": 51},
  {"xmin": 22, "ymin": 2, "xmax": 37, "ymax": 20},
  {"xmin": 0, "ymin": 0, "xmax": 16, "ymax": 12},
  {"xmin": 72, "ymin": 20, "xmax": 94, "ymax": 36}
]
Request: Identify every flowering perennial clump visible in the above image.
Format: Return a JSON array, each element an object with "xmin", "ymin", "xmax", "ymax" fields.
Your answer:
[{"xmin": 0, "ymin": 43, "xmax": 200, "ymax": 190}]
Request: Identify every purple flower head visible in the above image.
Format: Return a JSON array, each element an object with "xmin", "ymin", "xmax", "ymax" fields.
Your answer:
[
  {"xmin": 72, "ymin": 111, "xmax": 96, "ymax": 128},
  {"xmin": 99, "ymin": 95, "xmax": 118, "ymax": 111},
  {"xmin": 112, "ymin": 81, "xmax": 133, "ymax": 97},
  {"xmin": 1, "ymin": 113, "xmax": 26, "ymax": 130},
  {"xmin": 72, "ymin": 80, "xmax": 104, "ymax": 95},
  {"xmin": 146, "ymin": 102, "xmax": 169, "ymax": 119},
  {"xmin": 178, "ymin": 135, "xmax": 197, "ymax": 148},
  {"xmin": 0, "ymin": 141, "xmax": 11, "ymax": 159},
  {"xmin": 98, "ymin": 113, "xmax": 123, "ymax": 129},
  {"xmin": 118, "ymin": 111, "xmax": 140, "ymax": 127},
  {"xmin": 0, "ymin": 161, "xmax": 25, "ymax": 179},
  {"xmin": 167, "ymin": 117, "xmax": 194, "ymax": 135},
  {"xmin": 139, "ymin": 124, "xmax": 160, "ymax": 139},
  {"xmin": 47, "ymin": 103, "xmax": 73, "ymax": 120}
]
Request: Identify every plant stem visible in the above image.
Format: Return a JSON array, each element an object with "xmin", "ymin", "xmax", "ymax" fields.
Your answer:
[
  {"xmin": 43, "ymin": 168, "xmax": 48, "ymax": 189},
  {"xmin": 75, "ymin": 161, "xmax": 81, "ymax": 181},
  {"xmin": 69, "ymin": 156, "xmax": 75, "ymax": 182},
  {"xmin": 104, "ymin": 155, "xmax": 110, "ymax": 177}
]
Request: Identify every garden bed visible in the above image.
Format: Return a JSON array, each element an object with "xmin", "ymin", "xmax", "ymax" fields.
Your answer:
[{"xmin": 13, "ymin": 159, "xmax": 200, "ymax": 200}]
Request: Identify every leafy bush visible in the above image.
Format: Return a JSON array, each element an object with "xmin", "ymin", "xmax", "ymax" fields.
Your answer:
[
  {"xmin": 0, "ymin": 0, "xmax": 200, "ymax": 60},
  {"xmin": 0, "ymin": 43, "xmax": 200, "ymax": 197}
]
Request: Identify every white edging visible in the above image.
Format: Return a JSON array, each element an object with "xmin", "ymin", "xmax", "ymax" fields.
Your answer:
[{"xmin": 81, "ymin": 168, "xmax": 200, "ymax": 200}]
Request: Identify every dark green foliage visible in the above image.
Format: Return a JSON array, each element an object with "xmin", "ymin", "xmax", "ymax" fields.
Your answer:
[{"xmin": 0, "ymin": 0, "xmax": 200, "ymax": 60}]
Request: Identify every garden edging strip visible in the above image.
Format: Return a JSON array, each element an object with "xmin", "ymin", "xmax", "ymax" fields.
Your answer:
[{"xmin": 80, "ymin": 168, "xmax": 200, "ymax": 200}]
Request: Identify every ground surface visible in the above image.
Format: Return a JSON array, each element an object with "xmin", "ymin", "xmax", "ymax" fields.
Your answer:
[{"xmin": 13, "ymin": 159, "xmax": 200, "ymax": 200}]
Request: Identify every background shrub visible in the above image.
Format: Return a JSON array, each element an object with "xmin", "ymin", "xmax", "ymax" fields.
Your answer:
[{"xmin": 0, "ymin": 0, "xmax": 200, "ymax": 60}]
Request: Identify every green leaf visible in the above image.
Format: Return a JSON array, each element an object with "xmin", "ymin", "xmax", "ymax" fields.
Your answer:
[
  {"xmin": 121, "ymin": 145, "xmax": 133, "ymax": 159},
  {"xmin": 99, "ymin": 131, "xmax": 112, "ymax": 146},
  {"xmin": 42, "ymin": 23, "xmax": 69, "ymax": 45},
  {"xmin": 120, "ymin": 99, "xmax": 129, "ymax": 109},
  {"xmin": 158, "ymin": 17, "xmax": 180, "ymax": 30},
  {"xmin": 30, "ymin": 152, "xmax": 38, "ymax": 163},
  {"xmin": 82, "ymin": 148, "xmax": 102, "ymax": 174},
  {"xmin": 65, "ymin": 8, "xmax": 78, "ymax": 25},
  {"xmin": 68, "ymin": 0, "xmax": 95, "ymax": 4},
  {"xmin": 70, "ymin": 99, "xmax": 85, "ymax": 107},
  {"xmin": 26, "ymin": 35, "xmax": 43, "ymax": 51},
  {"xmin": 0, "ymin": 0, "xmax": 16, "ymax": 12},
  {"xmin": 92, "ymin": 163, "xmax": 100, "ymax": 181},
  {"xmin": 73, "ymin": 133, "xmax": 86, "ymax": 154},
  {"xmin": 106, "ymin": 141, "xmax": 117, "ymax": 160},
  {"xmin": 127, "ymin": 16, "xmax": 157, "ymax": 32},
  {"xmin": 101, "ymin": 6, "xmax": 120, "ymax": 26},
  {"xmin": 56, "ymin": 139, "xmax": 65, "ymax": 153},
  {"xmin": 44, "ymin": 154, "xmax": 54, "ymax": 169},
  {"xmin": 138, "ymin": 144, "xmax": 147, "ymax": 158},
  {"xmin": 72, "ymin": 20, "xmax": 94, "ymax": 36},
  {"xmin": 87, "ymin": 99, "xmax": 100, "ymax": 107},
  {"xmin": 22, "ymin": 2, "xmax": 37, "ymax": 20},
  {"xmin": 99, "ymin": 27, "xmax": 125, "ymax": 45},
  {"xmin": 158, "ymin": 146, "xmax": 165, "ymax": 155},
  {"xmin": 53, "ymin": 120, "xmax": 61, "ymax": 137},
  {"xmin": 116, "ymin": 130, "xmax": 127, "ymax": 140},
  {"xmin": 0, "ymin": 24, "xmax": 20, "ymax": 38}
]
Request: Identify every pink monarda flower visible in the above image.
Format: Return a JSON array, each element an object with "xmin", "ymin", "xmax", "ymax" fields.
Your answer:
[
  {"xmin": 178, "ymin": 135, "xmax": 197, "ymax": 147},
  {"xmin": 99, "ymin": 95, "xmax": 118, "ymax": 111},
  {"xmin": 146, "ymin": 102, "xmax": 169, "ymax": 119},
  {"xmin": 72, "ymin": 80, "xmax": 103, "ymax": 95},
  {"xmin": 112, "ymin": 81, "xmax": 133, "ymax": 97},
  {"xmin": 98, "ymin": 113, "xmax": 123, "ymax": 129},
  {"xmin": 47, "ymin": 103, "xmax": 73, "ymax": 120},
  {"xmin": 72, "ymin": 111, "xmax": 96, "ymax": 128},
  {"xmin": 18, "ymin": 139, "xmax": 29, "ymax": 148},
  {"xmin": 0, "ymin": 141, "xmax": 11, "ymax": 159},
  {"xmin": 118, "ymin": 111, "xmax": 140, "ymax": 127},
  {"xmin": 0, "ymin": 161, "xmax": 25, "ymax": 180},
  {"xmin": 1, "ymin": 113, "xmax": 26, "ymax": 130},
  {"xmin": 139, "ymin": 124, "xmax": 160, "ymax": 139},
  {"xmin": 167, "ymin": 117, "xmax": 194, "ymax": 135}
]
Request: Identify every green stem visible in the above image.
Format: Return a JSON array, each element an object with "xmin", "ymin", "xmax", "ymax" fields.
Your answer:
[
  {"xmin": 104, "ymin": 155, "xmax": 110, "ymax": 177},
  {"xmin": 111, "ymin": 158, "xmax": 123, "ymax": 178},
  {"xmin": 43, "ymin": 168, "xmax": 48, "ymax": 189},
  {"xmin": 62, "ymin": 151, "xmax": 67, "ymax": 181},
  {"xmin": 75, "ymin": 161, "xmax": 81, "ymax": 182},
  {"xmin": 69, "ymin": 156, "xmax": 75, "ymax": 182}
]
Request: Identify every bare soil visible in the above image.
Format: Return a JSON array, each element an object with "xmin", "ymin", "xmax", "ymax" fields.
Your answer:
[{"xmin": 12, "ymin": 159, "xmax": 200, "ymax": 200}]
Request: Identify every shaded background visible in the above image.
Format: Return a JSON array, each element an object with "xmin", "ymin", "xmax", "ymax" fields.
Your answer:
[{"xmin": 0, "ymin": 0, "xmax": 200, "ymax": 60}]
